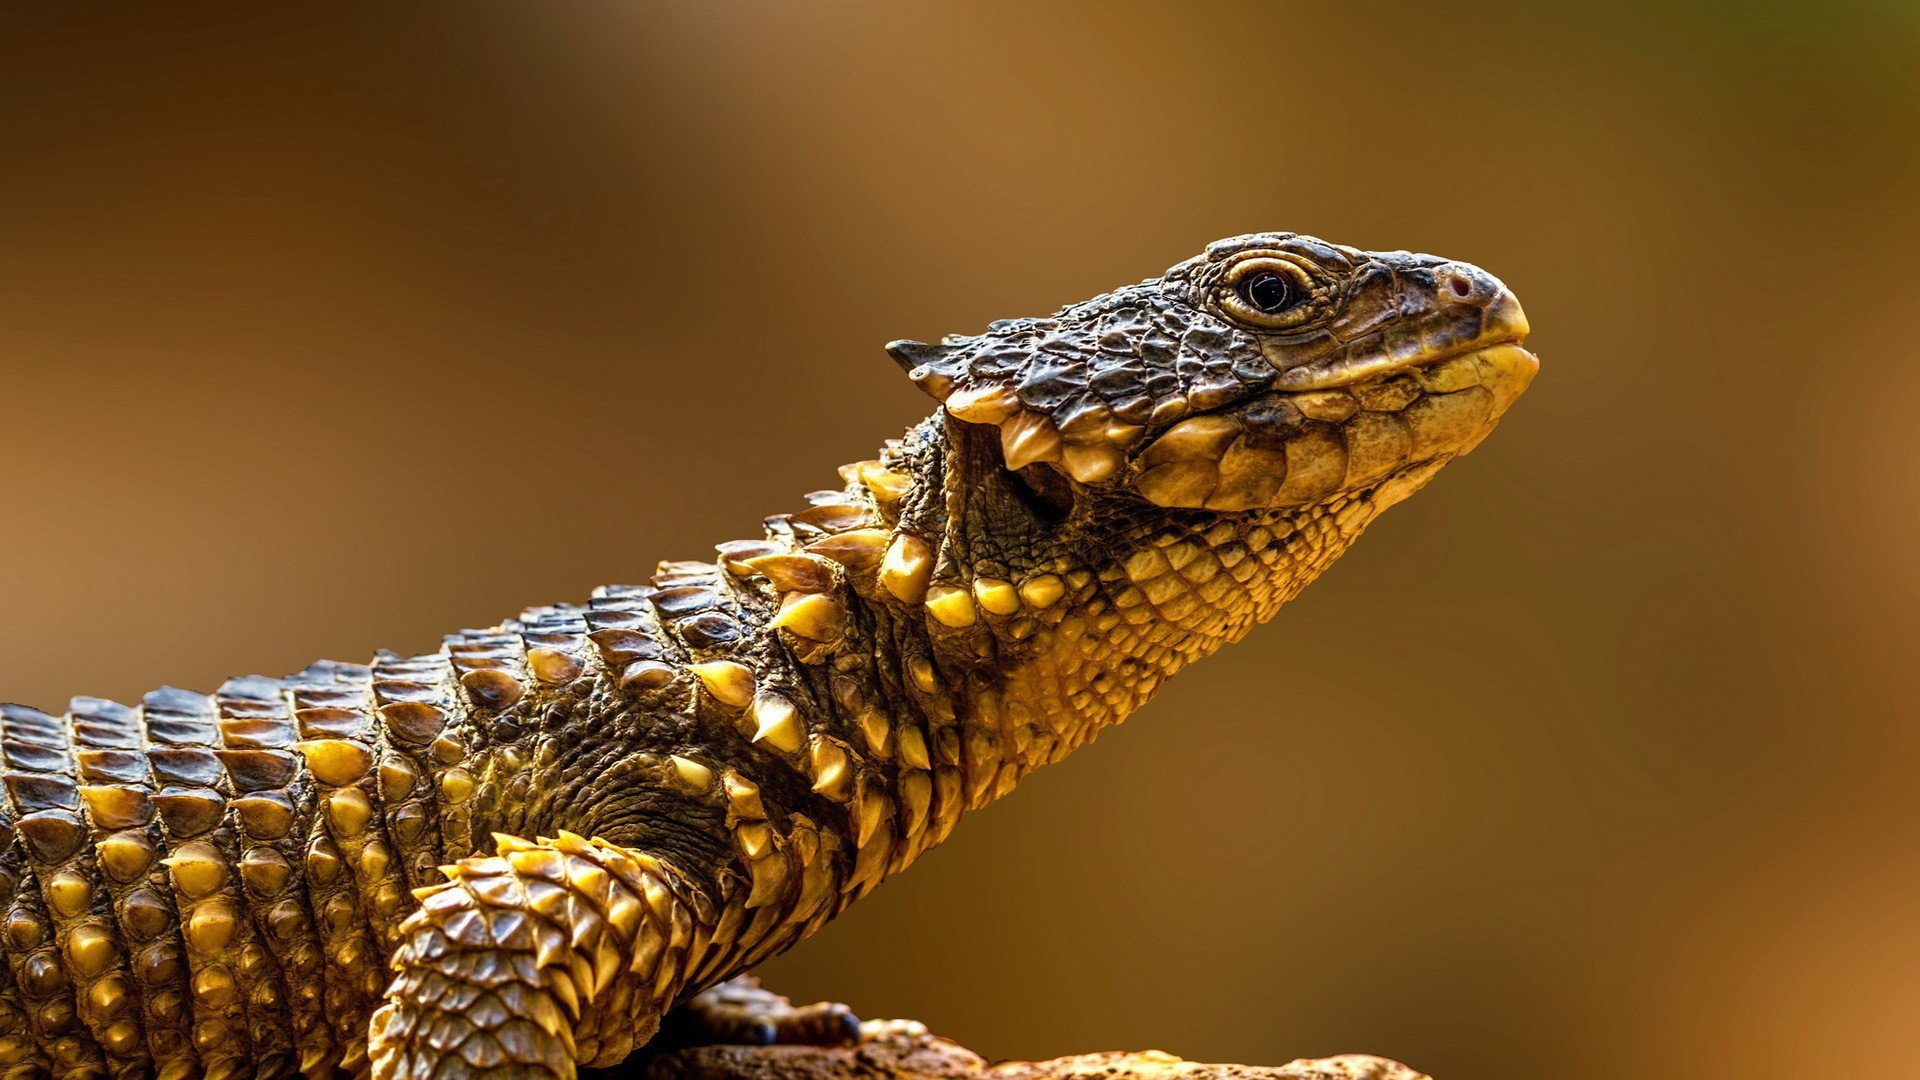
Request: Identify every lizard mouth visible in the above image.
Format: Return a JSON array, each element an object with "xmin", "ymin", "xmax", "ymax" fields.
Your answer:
[
  {"xmin": 1277, "ymin": 334, "xmax": 1534, "ymax": 392},
  {"xmin": 1127, "ymin": 339, "xmax": 1539, "ymax": 511}
]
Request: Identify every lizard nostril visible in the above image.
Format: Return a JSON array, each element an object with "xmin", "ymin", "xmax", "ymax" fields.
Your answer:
[{"xmin": 1449, "ymin": 276, "xmax": 1473, "ymax": 299}]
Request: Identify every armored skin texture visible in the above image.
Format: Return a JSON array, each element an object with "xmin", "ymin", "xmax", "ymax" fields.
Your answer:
[{"xmin": 0, "ymin": 233, "xmax": 1536, "ymax": 1079}]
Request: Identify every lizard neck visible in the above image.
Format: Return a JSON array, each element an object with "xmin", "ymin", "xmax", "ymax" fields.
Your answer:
[
  {"xmin": 801, "ymin": 415, "xmax": 1389, "ymax": 852},
  {"xmin": 961, "ymin": 500, "xmax": 1376, "ymax": 770},
  {"xmin": 484, "ymin": 414, "xmax": 1402, "ymax": 929}
]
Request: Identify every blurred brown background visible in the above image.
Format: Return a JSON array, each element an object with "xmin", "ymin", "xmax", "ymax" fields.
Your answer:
[{"xmin": 2, "ymin": 3, "xmax": 1915, "ymax": 1078}]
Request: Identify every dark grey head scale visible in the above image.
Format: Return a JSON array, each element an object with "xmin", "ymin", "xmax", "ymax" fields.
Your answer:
[{"xmin": 887, "ymin": 232, "xmax": 1535, "ymax": 508}]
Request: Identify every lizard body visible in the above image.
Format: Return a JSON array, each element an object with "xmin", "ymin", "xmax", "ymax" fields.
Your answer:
[{"xmin": 0, "ymin": 233, "xmax": 1537, "ymax": 1079}]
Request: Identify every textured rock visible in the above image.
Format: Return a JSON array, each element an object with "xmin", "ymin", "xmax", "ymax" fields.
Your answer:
[{"xmin": 622, "ymin": 1023, "xmax": 1428, "ymax": 1080}]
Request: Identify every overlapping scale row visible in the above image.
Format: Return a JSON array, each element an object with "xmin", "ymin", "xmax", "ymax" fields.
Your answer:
[
  {"xmin": 142, "ymin": 684, "xmax": 293, "ymax": 1080},
  {"xmin": 0, "ymin": 829, "xmax": 49, "ymax": 1077},
  {"xmin": 283, "ymin": 661, "xmax": 393, "ymax": 1075},
  {"xmin": 0, "ymin": 702, "xmax": 110, "ymax": 1076},
  {"xmin": 69, "ymin": 695, "xmax": 198, "ymax": 1079},
  {"xmin": 584, "ymin": 584, "xmax": 683, "ymax": 696},
  {"xmin": 695, "ymin": 804, "xmax": 846, "ymax": 988},
  {"xmin": 498, "ymin": 487, "xmax": 898, "ymax": 970},
  {"xmin": 212, "ymin": 674, "xmax": 331, "ymax": 1077},
  {"xmin": 489, "ymin": 605, "xmax": 596, "ymax": 816},
  {"xmin": 0, "ymin": 861, "xmax": 72, "ymax": 1077},
  {"xmin": 444, "ymin": 627, "xmax": 529, "ymax": 859},
  {"xmin": 696, "ymin": 478, "xmax": 954, "ymax": 917},
  {"xmin": 367, "ymin": 651, "xmax": 456, "ymax": 892},
  {"xmin": 508, "ymin": 604, "xmax": 593, "ymax": 693},
  {"xmin": 812, "ymin": 463, "xmax": 949, "ymax": 894},
  {"xmin": 645, "ymin": 562, "xmax": 759, "ymax": 661}
]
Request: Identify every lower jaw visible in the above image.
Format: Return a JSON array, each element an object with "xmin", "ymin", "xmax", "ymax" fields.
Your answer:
[
  {"xmin": 1465, "ymin": 343, "xmax": 1541, "ymax": 412},
  {"xmin": 1131, "ymin": 343, "xmax": 1538, "ymax": 512}
]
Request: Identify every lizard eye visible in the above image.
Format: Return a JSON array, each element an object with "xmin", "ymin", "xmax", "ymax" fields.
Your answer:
[
  {"xmin": 1239, "ymin": 272, "xmax": 1295, "ymax": 314},
  {"xmin": 1216, "ymin": 254, "xmax": 1328, "ymax": 330}
]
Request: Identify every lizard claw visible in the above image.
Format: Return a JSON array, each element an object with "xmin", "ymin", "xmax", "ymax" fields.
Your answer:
[{"xmin": 663, "ymin": 976, "xmax": 864, "ymax": 1049}]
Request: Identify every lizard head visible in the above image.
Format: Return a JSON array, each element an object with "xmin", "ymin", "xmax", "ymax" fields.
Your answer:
[
  {"xmin": 887, "ymin": 232, "xmax": 1536, "ymax": 515},
  {"xmin": 845, "ymin": 233, "xmax": 1537, "ymax": 756}
]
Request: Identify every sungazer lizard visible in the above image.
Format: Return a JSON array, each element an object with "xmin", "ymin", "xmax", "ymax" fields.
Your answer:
[{"xmin": 0, "ymin": 232, "xmax": 1537, "ymax": 1078}]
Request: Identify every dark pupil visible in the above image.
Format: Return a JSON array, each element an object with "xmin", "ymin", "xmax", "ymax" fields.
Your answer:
[{"xmin": 1242, "ymin": 271, "xmax": 1293, "ymax": 313}]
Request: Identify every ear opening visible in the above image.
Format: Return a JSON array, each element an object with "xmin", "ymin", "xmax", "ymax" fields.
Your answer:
[{"xmin": 945, "ymin": 414, "xmax": 1074, "ymax": 525}]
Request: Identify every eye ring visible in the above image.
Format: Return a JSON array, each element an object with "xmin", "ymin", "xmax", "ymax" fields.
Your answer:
[{"xmin": 1215, "ymin": 255, "xmax": 1329, "ymax": 330}]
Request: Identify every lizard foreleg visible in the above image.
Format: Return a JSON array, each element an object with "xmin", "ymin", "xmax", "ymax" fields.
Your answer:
[{"xmin": 369, "ymin": 832, "xmax": 711, "ymax": 1079}]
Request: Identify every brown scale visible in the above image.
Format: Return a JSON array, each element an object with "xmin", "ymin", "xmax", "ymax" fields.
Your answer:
[
  {"xmin": 0, "ymin": 846, "xmax": 83, "ymax": 1078},
  {"xmin": 68, "ymin": 695, "xmax": 198, "ymax": 1079},
  {"xmin": 282, "ymin": 661, "xmax": 388, "ymax": 1076},
  {"xmin": 640, "ymin": 556, "xmax": 858, "ymax": 887},
  {"xmin": 695, "ymin": 498, "xmax": 908, "ymax": 959},
  {"xmin": 646, "ymin": 562, "xmax": 763, "ymax": 666},
  {"xmin": 503, "ymin": 603, "xmax": 597, "ymax": 823},
  {"xmin": 583, "ymin": 583, "xmax": 684, "ymax": 699},
  {"xmin": 444, "ymin": 625, "xmax": 532, "ymax": 853},
  {"xmin": 536, "ymin": 519, "xmax": 853, "ymax": 990},
  {"xmin": 140, "ymin": 685, "xmax": 294, "ymax": 1080},
  {"xmin": 757, "ymin": 491, "xmax": 906, "ymax": 903},
  {"xmin": 0, "ymin": 701, "xmax": 119, "ymax": 1077},
  {"xmin": 367, "ymin": 651, "xmax": 456, "ymax": 892},
  {"xmin": 0, "ymin": 699, "xmax": 102, "ymax": 1068},
  {"xmin": 212, "ymin": 675, "xmax": 333, "ymax": 1077},
  {"xmin": 0, "ymin": 840, "xmax": 53, "ymax": 1079},
  {"xmin": 289, "ymin": 663, "xmax": 412, "ymax": 952},
  {"xmin": 749, "ymin": 463, "xmax": 939, "ymax": 890}
]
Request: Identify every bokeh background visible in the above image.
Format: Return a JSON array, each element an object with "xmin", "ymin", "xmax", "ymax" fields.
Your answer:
[{"xmin": 2, "ymin": 3, "xmax": 1916, "ymax": 1078}]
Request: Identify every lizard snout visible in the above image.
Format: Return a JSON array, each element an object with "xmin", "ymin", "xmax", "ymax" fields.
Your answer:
[{"xmin": 1435, "ymin": 261, "xmax": 1530, "ymax": 346}]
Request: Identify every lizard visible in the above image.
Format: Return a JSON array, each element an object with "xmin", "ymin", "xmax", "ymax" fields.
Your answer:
[{"xmin": 0, "ymin": 231, "xmax": 1537, "ymax": 1080}]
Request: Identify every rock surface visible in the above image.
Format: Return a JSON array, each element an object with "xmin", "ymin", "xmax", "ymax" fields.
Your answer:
[{"xmin": 611, "ymin": 1021, "xmax": 1430, "ymax": 1080}]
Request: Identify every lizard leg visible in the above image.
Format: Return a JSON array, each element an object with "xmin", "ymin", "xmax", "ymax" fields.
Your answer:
[
  {"xmin": 369, "ymin": 832, "xmax": 709, "ymax": 1079},
  {"xmin": 657, "ymin": 975, "xmax": 861, "ymax": 1048}
]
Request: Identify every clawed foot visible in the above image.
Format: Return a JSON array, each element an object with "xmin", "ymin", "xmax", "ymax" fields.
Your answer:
[{"xmin": 660, "ymin": 976, "xmax": 863, "ymax": 1048}]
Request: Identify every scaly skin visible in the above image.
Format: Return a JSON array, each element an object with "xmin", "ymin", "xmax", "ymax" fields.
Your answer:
[{"xmin": 0, "ymin": 233, "xmax": 1537, "ymax": 1079}]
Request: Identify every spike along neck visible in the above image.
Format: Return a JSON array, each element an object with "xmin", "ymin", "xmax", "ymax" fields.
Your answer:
[{"xmin": 867, "ymin": 414, "xmax": 1387, "ymax": 792}]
